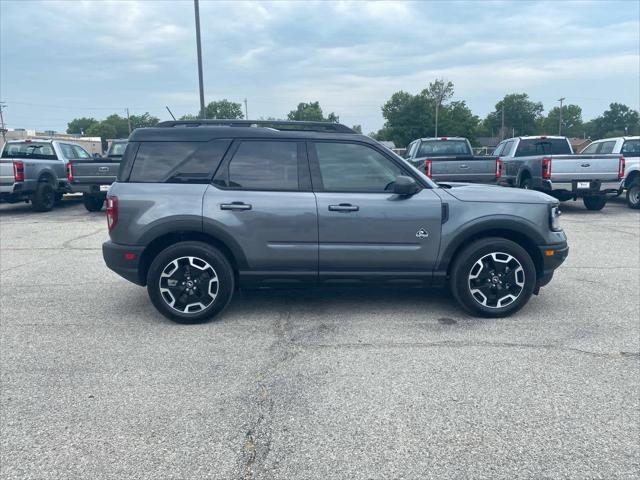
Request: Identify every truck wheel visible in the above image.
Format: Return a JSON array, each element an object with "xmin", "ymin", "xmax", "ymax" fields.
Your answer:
[
  {"xmin": 32, "ymin": 182, "xmax": 56, "ymax": 212},
  {"xmin": 55, "ymin": 193, "xmax": 64, "ymax": 204},
  {"xmin": 83, "ymin": 194, "xmax": 104, "ymax": 212},
  {"xmin": 450, "ymin": 237, "xmax": 536, "ymax": 318},
  {"xmin": 146, "ymin": 241, "xmax": 235, "ymax": 324},
  {"xmin": 626, "ymin": 183, "xmax": 640, "ymax": 209},
  {"xmin": 583, "ymin": 195, "xmax": 607, "ymax": 211},
  {"xmin": 520, "ymin": 177, "xmax": 532, "ymax": 189}
]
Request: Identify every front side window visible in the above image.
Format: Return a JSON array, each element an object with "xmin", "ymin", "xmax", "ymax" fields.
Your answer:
[
  {"xmin": 493, "ymin": 142, "xmax": 505, "ymax": 156},
  {"xmin": 501, "ymin": 140, "xmax": 514, "ymax": 157},
  {"xmin": 226, "ymin": 141, "xmax": 299, "ymax": 190},
  {"xmin": 314, "ymin": 142, "xmax": 404, "ymax": 192},
  {"xmin": 621, "ymin": 139, "xmax": 640, "ymax": 157},
  {"xmin": 60, "ymin": 144, "xmax": 77, "ymax": 159}
]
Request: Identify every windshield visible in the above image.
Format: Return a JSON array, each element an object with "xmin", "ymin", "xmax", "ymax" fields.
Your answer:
[
  {"xmin": 1, "ymin": 142, "xmax": 58, "ymax": 160},
  {"xmin": 109, "ymin": 142, "xmax": 128, "ymax": 157},
  {"xmin": 417, "ymin": 140, "xmax": 470, "ymax": 157}
]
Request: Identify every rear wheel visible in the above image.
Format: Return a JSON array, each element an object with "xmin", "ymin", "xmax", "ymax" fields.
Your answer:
[
  {"xmin": 32, "ymin": 182, "xmax": 55, "ymax": 212},
  {"xmin": 83, "ymin": 193, "xmax": 104, "ymax": 212},
  {"xmin": 520, "ymin": 176, "xmax": 532, "ymax": 190},
  {"xmin": 450, "ymin": 237, "xmax": 536, "ymax": 318},
  {"xmin": 583, "ymin": 195, "xmax": 607, "ymax": 211},
  {"xmin": 626, "ymin": 182, "xmax": 640, "ymax": 209},
  {"xmin": 146, "ymin": 241, "xmax": 235, "ymax": 324}
]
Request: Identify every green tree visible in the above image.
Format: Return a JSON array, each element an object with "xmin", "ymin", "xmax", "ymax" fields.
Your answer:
[
  {"xmin": 380, "ymin": 91, "xmax": 433, "ymax": 147},
  {"xmin": 351, "ymin": 124, "xmax": 362, "ymax": 134},
  {"xmin": 539, "ymin": 104, "xmax": 583, "ymax": 137},
  {"xmin": 437, "ymin": 101, "xmax": 481, "ymax": 144},
  {"xmin": 66, "ymin": 117, "xmax": 98, "ymax": 135},
  {"xmin": 179, "ymin": 113, "xmax": 199, "ymax": 120},
  {"xmin": 586, "ymin": 103, "xmax": 640, "ymax": 139},
  {"xmin": 287, "ymin": 101, "xmax": 339, "ymax": 122},
  {"xmin": 129, "ymin": 112, "xmax": 160, "ymax": 129},
  {"xmin": 484, "ymin": 93, "xmax": 544, "ymax": 137},
  {"xmin": 101, "ymin": 114, "xmax": 130, "ymax": 138},
  {"xmin": 204, "ymin": 99, "xmax": 244, "ymax": 119},
  {"xmin": 85, "ymin": 122, "xmax": 118, "ymax": 150}
]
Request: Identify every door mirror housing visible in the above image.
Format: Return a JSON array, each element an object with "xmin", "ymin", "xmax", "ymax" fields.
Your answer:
[{"xmin": 393, "ymin": 175, "xmax": 419, "ymax": 196}]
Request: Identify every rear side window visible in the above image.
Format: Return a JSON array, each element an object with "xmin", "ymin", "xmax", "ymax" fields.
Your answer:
[
  {"xmin": 515, "ymin": 138, "xmax": 571, "ymax": 156},
  {"xmin": 128, "ymin": 140, "xmax": 231, "ymax": 183},
  {"xmin": 60, "ymin": 144, "xmax": 77, "ymax": 159},
  {"xmin": 598, "ymin": 141, "xmax": 616, "ymax": 154},
  {"xmin": 222, "ymin": 141, "xmax": 299, "ymax": 190},
  {"xmin": 622, "ymin": 140, "xmax": 640, "ymax": 157},
  {"xmin": 1, "ymin": 142, "xmax": 58, "ymax": 160},
  {"xmin": 501, "ymin": 140, "xmax": 515, "ymax": 156},
  {"xmin": 72, "ymin": 145, "xmax": 91, "ymax": 159},
  {"xmin": 581, "ymin": 142, "xmax": 600, "ymax": 154}
]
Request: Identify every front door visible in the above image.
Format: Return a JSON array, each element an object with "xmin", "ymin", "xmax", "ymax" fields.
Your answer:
[{"xmin": 308, "ymin": 141, "xmax": 442, "ymax": 280}]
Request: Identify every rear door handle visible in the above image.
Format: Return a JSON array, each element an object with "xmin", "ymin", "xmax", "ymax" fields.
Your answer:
[
  {"xmin": 220, "ymin": 202, "xmax": 252, "ymax": 211},
  {"xmin": 328, "ymin": 203, "xmax": 359, "ymax": 212}
]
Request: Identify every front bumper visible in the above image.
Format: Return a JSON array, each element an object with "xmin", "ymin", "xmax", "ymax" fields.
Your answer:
[
  {"xmin": 103, "ymin": 241, "xmax": 146, "ymax": 286},
  {"xmin": 536, "ymin": 242, "xmax": 569, "ymax": 289}
]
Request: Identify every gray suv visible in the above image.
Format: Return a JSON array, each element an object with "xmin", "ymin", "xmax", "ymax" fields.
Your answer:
[{"xmin": 103, "ymin": 120, "xmax": 568, "ymax": 323}]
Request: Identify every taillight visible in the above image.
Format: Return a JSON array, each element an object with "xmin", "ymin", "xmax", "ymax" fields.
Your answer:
[
  {"xmin": 106, "ymin": 195, "xmax": 118, "ymax": 232},
  {"xmin": 66, "ymin": 163, "xmax": 74, "ymax": 182},
  {"xmin": 618, "ymin": 156, "xmax": 625, "ymax": 179},
  {"xmin": 542, "ymin": 157, "xmax": 552, "ymax": 180},
  {"xmin": 13, "ymin": 161, "xmax": 24, "ymax": 182},
  {"xmin": 495, "ymin": 158, "xmax": 502, "ymax": 179},
  {"xmin": 424, "ymin": 159, "xmax": 432, "ymax": 178}
]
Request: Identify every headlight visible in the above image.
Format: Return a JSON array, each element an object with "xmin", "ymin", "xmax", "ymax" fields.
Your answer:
[{"xmin": 550, "ymin": 205, "xmax": 562, "ymax": 231}]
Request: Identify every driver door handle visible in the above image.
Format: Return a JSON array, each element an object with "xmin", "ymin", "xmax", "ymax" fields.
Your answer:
[
  {"xmin": 329, "ymin": 203, "xmax": 359, "ymax": 212},
  {"xmin": 220, "ymin": 202, "xmax": 252, "ymax": 211}
]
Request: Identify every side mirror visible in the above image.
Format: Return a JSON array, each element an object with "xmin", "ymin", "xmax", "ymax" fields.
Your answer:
[{"xmin": 393, "ymin": 175, "xmax": 419, "ymax": 196}]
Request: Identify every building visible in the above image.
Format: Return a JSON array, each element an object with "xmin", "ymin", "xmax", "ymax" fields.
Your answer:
[{"xmin": 0, "ymin": 128, "xmax": 103, "ymax": 155}]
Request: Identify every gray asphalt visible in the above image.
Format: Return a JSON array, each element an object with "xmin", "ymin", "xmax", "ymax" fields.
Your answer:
[{"xmin": 1, "ymin": 195, "xmax": 638, "ymax": 479}]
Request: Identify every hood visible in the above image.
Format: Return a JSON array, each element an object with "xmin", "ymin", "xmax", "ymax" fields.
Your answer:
[{"xmin": 439, "ymin": 182, "xmax": 556, "ymax": 204}]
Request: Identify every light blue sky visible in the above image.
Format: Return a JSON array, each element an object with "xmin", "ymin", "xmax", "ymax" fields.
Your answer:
[{"xmin": 1, "ymin": 0, "xmax": 639, "ymax": 134}]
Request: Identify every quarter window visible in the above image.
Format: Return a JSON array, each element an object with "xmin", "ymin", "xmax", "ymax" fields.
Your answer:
[
  {"xmin": 621, "ymin": 140, "xmax": 640, "ymax": 157},
  {"xmin": 72, "ymin": 145, "xmax": 91, "ymax": 158},
  {"xmin": 581, "ymin": 142, "xmax": 600, "ymax": 154},
  {"xmin": 226, "ymin": 141, "xmax": 299, "ymax": 190},
  {"xmin": 314, "ymin": 142, "xmax": 404, "ymax": 192},
  {"xmin": 60, "ymin": 144, "xmax": 77, "ymax": 159},
  {"xmin": 598, "ymin": 141, "xmax": 616, "ymax": 154}
]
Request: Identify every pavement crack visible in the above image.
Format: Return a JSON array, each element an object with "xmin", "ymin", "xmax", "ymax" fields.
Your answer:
[{"xmin": 61, "ymin": 228, "xmax": 105, "ymax": 250}]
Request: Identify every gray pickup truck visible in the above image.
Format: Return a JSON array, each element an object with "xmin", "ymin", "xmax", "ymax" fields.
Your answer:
[
  {"xmin": 405, "ymin": 137, "xmax": 501, "ymax": 184},
  {"xmin": 0, "ymin": 139, "xmax": 89, "ymax": 211},
  {"xmin": 67, "ymin": 139, "xmax": 127, "ymax": 211},
  {"xmin": 496, "ymin": 136, "xmax": 624, "ymax": 210},
  {"xmin": 102, "ymin": 120, "xmax": 568, "ymax": 324}
]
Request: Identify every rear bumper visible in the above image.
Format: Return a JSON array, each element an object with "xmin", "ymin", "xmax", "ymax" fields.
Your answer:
[
  {"xmin": 103, "ymin": 241, "xmax": 146, "ymax": 286},
  {"xmin": 536, "ymin": 242, "xmax": 569, "ymax": 288},
  {"xmin": 535, "ymin": 179, "xmax": 621, "ymax": 195}
]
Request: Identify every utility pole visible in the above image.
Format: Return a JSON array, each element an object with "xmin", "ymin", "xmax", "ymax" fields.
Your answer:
[
  {"xmin": 434, "ymin": 101, "xmax": 439, "ymax": 137},
  {"xmin": 194, "ymin": 0, "xmax": 206, "ymax": 119},
  {"xmin": 497, "ymin": 107, "xmax": 505, "ymax": 141},
  {"xmin": 244, "ymin": 98, "xmax": 248, "ymax": 120},
  {"xmin": 126, "ymin": 108, "xmax": 132, "ymax": 134},
  {"xmin": 0, "ymin": 102, "xmax": 7, "ymax": 143},
  {"xmin": 558, "ymin": 97, "xmax": 565, "ymax": 135}
]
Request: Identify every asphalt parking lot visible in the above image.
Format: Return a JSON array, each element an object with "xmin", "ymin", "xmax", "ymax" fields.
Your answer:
[{"xmin": 0, "ymin": 195, "xmax": 638, "ymax": 479}]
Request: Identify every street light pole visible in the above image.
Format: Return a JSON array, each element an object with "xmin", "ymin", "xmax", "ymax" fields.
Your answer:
[
  {"xmin": 558, "ymin": 97, "xmax": 565, "ymax": 135},
  {"xmin": 194, "ymin": 0, "xmax": 206, "ymax": 119}
]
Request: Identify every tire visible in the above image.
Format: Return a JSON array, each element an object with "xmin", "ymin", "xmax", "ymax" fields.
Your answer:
[
  {"xmin": 146, "ymin": 241, "xmax": 235, "ymax": 324},
  {"xmin": 626, "ymin": 182, "xmax": 640, "ymax": 209},
  {"xmin": 450, "ymin": 237, "xmax": 536, "ymax": 318},
  {"xmin": 32, "ymin": 182, "xmax": 55, "ymax": 212},
  {"xmin": 520, "ymin": 176, "xmax": 532, "ymax": 190},
  {"xmin": 83, "ymin": 193, "xmax": 104, "ymax": 212},
  {"xmin": 583, "ymin": 195, "xmax": 607, "ymax": 211},
  {"xmin": 55, "ymin": 192, "xmax": 64, "ymax": 204}
]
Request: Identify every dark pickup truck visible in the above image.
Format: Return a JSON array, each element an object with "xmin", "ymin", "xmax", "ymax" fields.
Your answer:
[
  {"xmin": 405, "ymin": 137, "xmax": 501, "ymax": 184},
  {"xmin": 67, "ymin": 139, "xmax": 127, "ymax": 211}
]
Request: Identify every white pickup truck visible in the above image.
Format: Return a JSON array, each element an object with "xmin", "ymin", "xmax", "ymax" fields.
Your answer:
[
  {"xmin": 581, "ymin": 136, "xmax": 640, "ymax": 209},
  {"xmin": 496, "ymin": 136, "xmax": 624, "ymax": 210}
]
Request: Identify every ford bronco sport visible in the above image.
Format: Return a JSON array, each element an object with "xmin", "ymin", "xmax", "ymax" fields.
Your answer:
[{"xmin": 102, "ymin": 120, "xmax": 568, "ymax": 323}]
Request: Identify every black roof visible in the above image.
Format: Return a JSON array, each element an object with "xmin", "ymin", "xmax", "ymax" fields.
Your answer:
[{"xmin": 130, "ymin": 120, "xmax": 366, "ymax": 143}]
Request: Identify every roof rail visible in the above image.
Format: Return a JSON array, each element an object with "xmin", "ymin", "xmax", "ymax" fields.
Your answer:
[{"xmin": 156, "ymin": 119, "xmax": 356, "ymax": 134}]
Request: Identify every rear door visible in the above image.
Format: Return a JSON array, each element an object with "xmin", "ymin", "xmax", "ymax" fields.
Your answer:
[
  {"xmin": 309, "ymin": 140, "xmax": 441, "ymax": 280},
  {"xmin": 204, "ymin": 139, "xmax": 318, "ymax": 282}
]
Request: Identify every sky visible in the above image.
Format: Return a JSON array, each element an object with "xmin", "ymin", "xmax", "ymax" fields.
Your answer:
[{"xmin": 1, "ymin": 0, "xmax": 639, "ymax": 134}]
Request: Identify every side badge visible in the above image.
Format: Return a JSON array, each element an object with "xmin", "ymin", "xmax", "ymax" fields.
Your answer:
[{"xmin": 416, "ymin": 228, "xmax": 429, "ymax": 239}]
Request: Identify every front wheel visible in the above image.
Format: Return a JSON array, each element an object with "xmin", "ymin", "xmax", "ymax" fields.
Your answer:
[
  {"xmin": 146, "ymin": 241, "xmax": 235, "ymax": 324},
  {"xmin": 626, "ymin": 183, "xmax": 640, "ymax": 209},
  {"xmin": 450, "ymin": 237, "xmax": 536, "ymax": 318},
  {"xmin": 83, "ymin": 193, "xmax": 104, "ymax": 212},
  {"xmin": 583, "ymin": 195, "xmax": 607, "ymax": 211}
]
